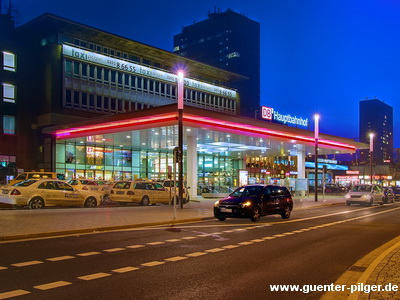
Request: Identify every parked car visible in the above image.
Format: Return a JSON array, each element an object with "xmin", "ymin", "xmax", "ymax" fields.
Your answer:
[
  {"xmin": 392, "ymin": 187, "xmax": 400, "ymax": 200},
  {"xmin": 383, "ymin": 187, "xmax": 395, "ymax": 204},
  {"xmin": 160, "ymin": 180, "xmax": 190, "ymax": 203},
  {"xmin": 345, "ymin": 184, "xmax": 385, "ymax": 206},
  {"xmin": 214, "ymin": 184, "xmax": 293, "ymax": 222},
  {"xmin": 8, "ymin": 172, "xmax": 66, "ymax": 186},
  {"xmin": 94, "ymin": 180, "xmax": 114, "ymax": 203},
  {"xmin": 0, "ymin": 179, "xmax": 101, "ymax": 209},
  {"xmin": 324, "ymin": 184, "xmax": 346, "ymax": 193},
  {"xmin": 67, "ymin": 179, "xmax": 107, "ymax": 203},
  {"xmin": 109, "ymin": 181, "xmax": 178, "ymax": 206}
]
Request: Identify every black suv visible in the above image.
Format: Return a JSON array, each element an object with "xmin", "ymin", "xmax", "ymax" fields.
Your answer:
[{"xmin": 214, "ymin": 185, "xmax": 293, "ymax": 222}]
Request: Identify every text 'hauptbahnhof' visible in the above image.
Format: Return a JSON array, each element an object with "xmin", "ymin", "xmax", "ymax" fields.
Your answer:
[{"xmin": 0, "ymin": 13, "xmax": 367, "ymax": 197}]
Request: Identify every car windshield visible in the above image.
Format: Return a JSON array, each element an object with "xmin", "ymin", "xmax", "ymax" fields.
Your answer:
[
  {"xmin": 14, "ymin": 180, "xmax": 37, "ymax": 187},
  {"xmin": 351, "ymin": 185, "xmax": 372, "ymax": 192},
  {"xmin": 230, "ymin": 186, "xmax": 263, "ymax": 197}
]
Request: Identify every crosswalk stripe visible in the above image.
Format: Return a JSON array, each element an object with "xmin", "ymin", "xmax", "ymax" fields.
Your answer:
[
  {"xmin": 12, "ymin": 260, "xmax": 43, "ymax": 267},
  {"xmin": 34, "ymin": 281, "xmax": 72, "ymax": 290},
  {"xmin": 112, "ymin": 267, "xmax": 139, "ymax": 273},
  {"xmin": 78, "ymin": 272, "xmax": 111, "ymax": 280},
  {"xmin": 0, "ymin": 289, "xmax": 30, "ymax": 299}
]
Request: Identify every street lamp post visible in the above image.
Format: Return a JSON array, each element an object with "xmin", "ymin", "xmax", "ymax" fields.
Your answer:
[
  {"xmin": 370, "ymin": 133, "xmax": 374, "ymax": 184},
  {"xmin": 314, "ymin": 114, "xmax": 319, "ymax": 202},
  {"xmin": 177, "ymin": 71, "xmax": 184, "ymax": 209}
]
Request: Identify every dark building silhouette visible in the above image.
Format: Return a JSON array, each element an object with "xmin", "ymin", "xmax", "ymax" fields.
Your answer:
[
  {"xmin": 173, "ymin": 8, "xmax": 260, "ymax": 118},
  {"xmin": 359, "ymin": 98, "xmax": 393, "ymax": 164},
  {"xmin": 0, "ymin": 4, "xmax": 18, "ymax": 183}
]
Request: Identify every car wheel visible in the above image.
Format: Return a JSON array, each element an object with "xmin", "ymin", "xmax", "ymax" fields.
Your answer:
[
  {"xmin": 141, "ymin": 196, "xmax": 150, "ymax": 206},
  {"xmin": 217, "ymin": 217, "xmax": 226, "ymax": 221},
  {"xmin": 280, "ymin": 204, "xmax": 291, "ymax": 219},
  {"xmin": 28, "ymin": 197, "xmax": 44, "ymax": 209},
  {"xmin": 367, "ymin": 199, "xmax": 373, "ymax": 207},
  {"xmin": 84, "ymin": 197, "xmax": 97, "ymax": 208},
  {"xmin": 346, "ymin": 202, "xmax": 351, "ymax": 206},
  {"xmin": 250, "ymin": 206, "xmax": 261, "ymax": 222}
]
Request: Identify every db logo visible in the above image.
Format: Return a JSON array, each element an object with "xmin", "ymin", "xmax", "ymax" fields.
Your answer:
[{"xmin": 261, "ymin": 106, "xmax": 274, "ymax": 120}]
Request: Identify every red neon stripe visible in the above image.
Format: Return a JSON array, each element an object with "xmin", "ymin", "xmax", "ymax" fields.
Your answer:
[
  {"xmin": 184, "ymin": 115, "xmax": 356, "ymax": 151},
  {"xmin": 56, "ymin": 114, "xmax": 177, "ymax": 137}
]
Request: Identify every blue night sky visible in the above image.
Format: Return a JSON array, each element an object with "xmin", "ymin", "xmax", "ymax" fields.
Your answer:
[{"xmin": 12, "ymin": 0, "xmax": 400, "ymax": 146}]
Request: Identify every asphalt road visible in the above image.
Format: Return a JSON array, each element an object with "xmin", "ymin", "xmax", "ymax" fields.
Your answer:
[{"xmin": 1, "ymin": 203, "xmax": 399, "ymax": 300}]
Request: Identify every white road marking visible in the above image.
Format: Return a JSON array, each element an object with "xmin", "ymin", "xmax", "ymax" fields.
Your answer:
[
  {"xmin": 186, "ymin": 252, "xmax": 208, "ymax": 257},
  {"xmin": 103, "ymin": 248, "xmax": 125, "ymax": 253},
  {"xmin": 181, "ymin": 236, "xmax": 196, "ymax": 240},
  {"xmin": 0, "ymin": 289, "xmax": 30, "ymax": 299},
  {"xmin": 262, "ymin": 236, "xmax": 276, "ymax": 240},
  {"xmin": 141, "ymin": 261, "xmax": 165, "ymax": 267},
  {"xmin": 112, "ymin": 266, "xmax": 139, "ymax": 273},
  {"xmin": 147, "ymin": 241, "xmax": 165, "ymax": 245},
  {"xmin": 12, "ymin": 260, "xmax": 43, "ymax": 267},
  {"xmin": 273, "ymin": 234, "xmax": 286, "ymax": 238},
  {"xmin": 34, "ymin": 281, "xmax": 72, "ymax": 290},
  {"xmin": 47, "ymin": 256, "xmax": 75, "ymax": 262},
  {"xmin": 238, "ymin": 241, "xmax": 254, "ymax": 245},
  {"xmin": 126, "ymin": 244, "xmax": 145, "ymax": 249},
  {"xmin": 250, "ymin": 239, "xmax": 265, "ymax": 242},
  {"xmin": 165, "ymin": 256, "xmax": 188, "ymax": 262},
  {"xmin": 78, "ymin": 272, "xmax": 111, "ymax": 280},
  {"xmin": 77, "ymin": 251, "xmax": 101, "ymax": 257},
  {"xmin": 222, "ymin": 245, "xmax": 240, "ymax": 249},
  {"xmin": 165, "ymin": 239, "xmax": 181, "ymax": 242},
  {"xmin": 205, "ymin": 248, "xmax": 225, "ymax": 253},
  {"xmin": 0, "ymin": 266, "xmax": 8, "ymax": 270}
]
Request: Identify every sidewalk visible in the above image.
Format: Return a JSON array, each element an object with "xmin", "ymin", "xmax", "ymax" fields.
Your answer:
[{"xmin": 0, "ymin": 194, "xmax": 343, "ymax": 241}]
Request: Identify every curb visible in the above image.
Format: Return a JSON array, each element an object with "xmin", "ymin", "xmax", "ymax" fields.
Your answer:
[
  {"xmin": 0, "ymin": 217, "xmax": 214, "ymax": 242},
  {"xmin": 321, "ymin": 235, "xmax": 400, "ymax": 299}
]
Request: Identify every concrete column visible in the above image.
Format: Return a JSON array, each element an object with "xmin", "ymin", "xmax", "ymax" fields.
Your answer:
[
  {"xmin": 186, "ymin": 133, "xmax": 198, "ymax": 197},
  {"xmin": 297, "ymin": 145, "xmax": 306, "ymax": 179},
  {"xmin": 297, "ymin": 145, "xmax": 306, "ymax": 196}
]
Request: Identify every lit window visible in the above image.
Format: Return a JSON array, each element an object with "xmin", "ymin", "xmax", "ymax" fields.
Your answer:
[
  {"xmin": 3, "ymin": 51, "xmax": 16, "ymax": 71},
  {"xmin": 3, "ymin": 115, "xmax": 15, "ymax": 135},
  {"xmin": 3, "ymin": 83, "xmax": 15, "ymax": 103}
]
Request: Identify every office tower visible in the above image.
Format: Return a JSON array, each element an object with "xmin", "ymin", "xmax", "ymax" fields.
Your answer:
[
  {"xmin": 359, "ymin": 98, "xmax": 393, "ymax": 164},
  {"xmin": 174, "ymin": 8, "xmax": 260, "ymax": 118}
]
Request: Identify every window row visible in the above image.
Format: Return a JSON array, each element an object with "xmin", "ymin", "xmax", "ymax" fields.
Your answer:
[
  {"xmin": 70, "ymin": 38, "xmax": 227, "ymax": 87},
  {"xmin": 2, "ymin": 83, "xmax": 15, "ymax": 103},
  {"xmin": 64, "ymin": 60, "xmax": 237, "ymax": 113},
  {"xmin": 2, "ymin": 51, "xmax": 16, "ymax": 72},
  {"xmin": 64, "ymin": 89, "xmax": 152, "ymax": 113},
  {"xmin": 72, "ymin": 38, "xmax": 170, "ymax": 71},
  {"xmin": 2, "ymin": 115, "xmax": 15, "ymax": 135}
]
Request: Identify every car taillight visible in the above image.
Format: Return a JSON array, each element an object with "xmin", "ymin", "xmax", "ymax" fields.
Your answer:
[
  {"xmin": 11, "ymin": 189, "xmax": 21, "ymax": 195},
  {"xmin": 82, "ymin": 186, "xmax": 88, "ymax": 190},
  {"xmin": 127, "ymin": 191, "xmax": 135, "ymax": 195}
]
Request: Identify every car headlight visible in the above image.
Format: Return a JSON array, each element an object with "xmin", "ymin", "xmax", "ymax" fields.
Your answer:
[
  {"xmin": 345, "ymin": 194, "xmax": 351, "ymax": 199},
  {"xmin": 240, "ymin": 201, "xmax": 252, "ymax": 208},
  {"xmin": 214, "ymin": 200, "xmax": 220, "ymax": 207}
]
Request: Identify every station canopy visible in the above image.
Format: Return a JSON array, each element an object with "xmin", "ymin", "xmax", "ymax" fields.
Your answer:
[{"xmin": 44, "ymin": 104, "xmax": 367, "ymax": 157}]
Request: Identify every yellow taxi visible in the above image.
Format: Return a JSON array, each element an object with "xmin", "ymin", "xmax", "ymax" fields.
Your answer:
[
  {"xmin": 0, "ymin": 179, "xmax": 101, "ymax": 209},
  {"xmin": 109, "ymin": 181, "xmax": 175, "ymax": 206},
  {"xmin": 8, "ymin": 172, "xmax": 66, "ymax": 185},
  {"xmin": 67, "ymin": 179, "xmax": 107, "ymax": 202}
]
